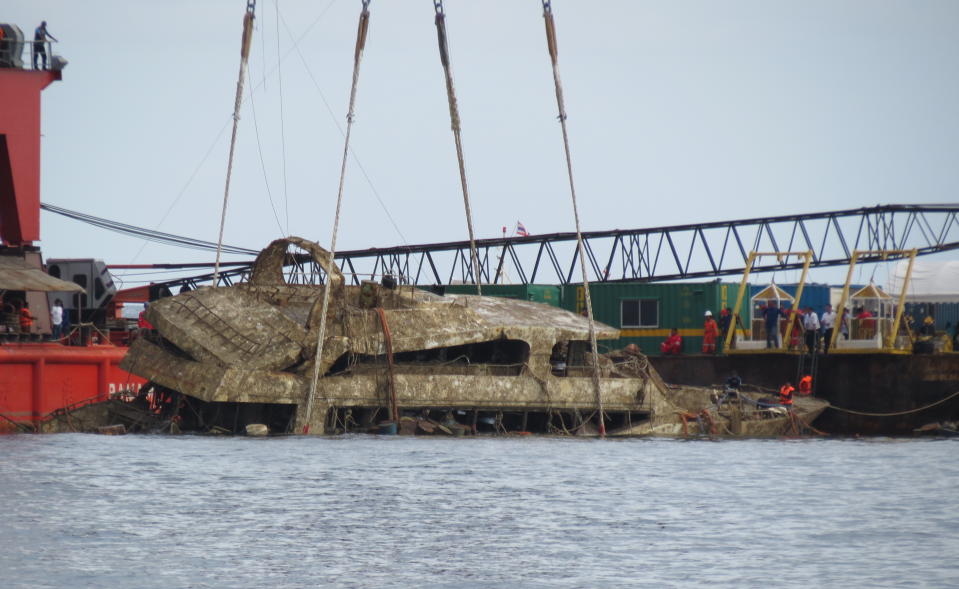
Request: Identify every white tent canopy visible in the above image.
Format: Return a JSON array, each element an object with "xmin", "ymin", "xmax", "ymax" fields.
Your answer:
[{"xmin": 886, "ymin": 260, "xmax": 959, "ymax": 303}]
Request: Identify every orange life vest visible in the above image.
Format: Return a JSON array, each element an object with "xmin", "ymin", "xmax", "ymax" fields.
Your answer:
[
  {"xmin": 799, "ymin": 375, "xmax": 813, "ymax": 395},
  {"xmin": 779, "ymin": 384, "xmax": 795, "ymax": 406},
  {"xmin": 19, "ymin": 307, "xmax": 33, "ymax": 331}
]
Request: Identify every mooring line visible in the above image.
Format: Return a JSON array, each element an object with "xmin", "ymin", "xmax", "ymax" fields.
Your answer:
[{"xmin": 827, "ymin": 390, "xmax": 959, "ymax": 417}]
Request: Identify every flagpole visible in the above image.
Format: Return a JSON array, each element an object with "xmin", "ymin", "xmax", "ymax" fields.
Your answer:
[{"xmin": 495, "ymin": 225, "xmax": 507, "ymax": 284}]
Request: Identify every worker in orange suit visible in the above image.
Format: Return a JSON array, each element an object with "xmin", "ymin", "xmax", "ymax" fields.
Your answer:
[
  {"xmin": 784, "ymin": 307, "xmax": 803, "ymax": 350},
  {"xmin": 799, "ymin": 375, "xmax": 813, "ymax": 395},
  {"xmin": 19, "ymin": 302, "xmax": 34, "ymax": 334},
  {"xmin": 138, "ymin": 302, "xmax": 155, "ymax": 331},
  {"xmin": 660, "ymin": 328, "xmax": 682, "ymax": 355},
  {"xmin": 856, "ymin": 307, "xmax": 875, "ymax": 339},
  {"xmin": 702, "ymin": 310, "xmax": 718, "ymax": 354},
  {"xmin": 779, "ymin": 381, "xmax": 795, "ymax": 409}
]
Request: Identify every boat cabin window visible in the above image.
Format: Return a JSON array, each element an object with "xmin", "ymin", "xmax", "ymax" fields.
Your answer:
[
  {"xmin": 567, "ymin": 340, "xmax": 589, "ymax": 368},
  {"xmin": 392, "ymin": 339, "xmax": 530, "ymax": 366},
  {"xmin": 72, "ymin": 292, "xmax": 87, "ymax": 310},
  {"xmin": 341, "ymin": 339, "xmax": 531, "ymax": 372}
]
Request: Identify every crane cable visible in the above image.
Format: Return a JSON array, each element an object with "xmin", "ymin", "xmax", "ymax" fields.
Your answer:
[
  {"xmin": 213, "ymin": 0, "xmax": 257, "ymax": 286},
  {"xmin": 541, "ymin": 0, "xmax": 606, "ymax": 436},
  {"xmin": 276, "ymin": 0, "xmax": 290, "ymax": 235},
  {"xmin": 41, "ymin": 203, "xmax": 259, "ymax": 255},
  {"xmin": 433, "ymin": 0, "xmax": 482, "ymax": 294},
  {"xmin": 246, "ymin": 65, "xmax": 285, "ymax": 236},
  {"xmin": 302, "ymin": 0, "xmax": 371, "ymax": 434},
  {"xmin": 272, "ymin": 4, "xmax": 408, "ymax": 245}
]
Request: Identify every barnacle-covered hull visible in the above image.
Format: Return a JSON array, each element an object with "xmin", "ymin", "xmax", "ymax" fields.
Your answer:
[{"xmin": 120, "ymin": 237, "xmax": 825, "ymax": 437}]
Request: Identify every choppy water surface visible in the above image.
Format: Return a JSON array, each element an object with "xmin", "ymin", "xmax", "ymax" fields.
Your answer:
[{"xmin": 1, "ymin": 435, "xmax": 957, "ymax": 588}]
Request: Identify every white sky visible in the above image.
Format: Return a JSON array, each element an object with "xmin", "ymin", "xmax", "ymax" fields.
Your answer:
[{"xmin": 8, "ymin": 0, "xmax": 959, "ymax": 288}]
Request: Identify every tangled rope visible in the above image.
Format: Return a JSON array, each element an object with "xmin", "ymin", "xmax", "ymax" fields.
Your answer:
[{"xmin": 791, "ymin": 411, "xmax": 828, "ymax": 436}]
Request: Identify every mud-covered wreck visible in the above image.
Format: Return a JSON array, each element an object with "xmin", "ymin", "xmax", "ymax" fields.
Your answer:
[{"xmin": 120, "ymin": 237, "xmax": 827, "ymax": 437}]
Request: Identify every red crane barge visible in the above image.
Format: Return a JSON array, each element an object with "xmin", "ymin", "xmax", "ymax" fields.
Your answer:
[{"xmin": 0, "ymin": 25, "xmax": 144, "ymax": 432}]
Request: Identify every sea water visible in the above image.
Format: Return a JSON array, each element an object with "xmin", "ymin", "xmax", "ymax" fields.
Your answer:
[{"xmin": 1, "ymin": 434, "xmax": 957, "ymax": 588}]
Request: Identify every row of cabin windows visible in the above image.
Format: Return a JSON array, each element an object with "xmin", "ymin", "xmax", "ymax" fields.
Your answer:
[
  {"xmin": 47, "ymin": 266, "xmax": 107, "ymax": 303},
  {"xmin": 73, "ymin": 274, "xmax": 107, "ymax": 301},
  {"xmin": 621, "ymin": 299, "xmax": 659, "ymax": 328}
]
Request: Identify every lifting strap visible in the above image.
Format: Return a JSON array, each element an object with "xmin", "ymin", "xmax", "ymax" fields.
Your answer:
[
  {"xmin": 213, "ymin": 0, "xmax": 257, "ymax": 286},
  {"xmin": 433, "ymin": 0, "xmax": 483, "ymax": 294},
  {"xmin": 541, "ymin": 0, "xmax": 605, "ymax": 436},
  {"xmin": 375, "ymin": 307, "xmax": 400, "ymax": 424},
  {"xmin": 303, "ymin": 0, "xmax": 372, "ymax": 434}
]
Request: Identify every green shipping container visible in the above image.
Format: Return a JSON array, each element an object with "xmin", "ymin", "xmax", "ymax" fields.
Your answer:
[
  {"xmin": 442, "ymin": 284, "xmax": 562, "ymax": 307},
  {"xmin": 560, "ymin": 281, "xmax": 750, "ymax": 356}
]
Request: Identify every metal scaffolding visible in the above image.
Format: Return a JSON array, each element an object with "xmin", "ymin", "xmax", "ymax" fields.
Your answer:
[{"xmin": 68, "ymin": 204, "xmax": 959, "ymax": 290}]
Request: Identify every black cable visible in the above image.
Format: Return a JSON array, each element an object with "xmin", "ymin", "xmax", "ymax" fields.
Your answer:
[{"xmin": 41, "ymin": 203, "xmax": 259, "ymax": 256}]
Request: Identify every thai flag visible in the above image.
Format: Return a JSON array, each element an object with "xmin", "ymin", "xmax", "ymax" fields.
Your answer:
[{"xmin": 516, "ymin": 221, "xmax": 529, "ymax": 237}]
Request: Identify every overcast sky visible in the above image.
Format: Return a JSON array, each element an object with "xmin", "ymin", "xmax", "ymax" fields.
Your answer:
[{"xmin": 8, "ymin": 0, "xmax": 959, "ymax": 288}]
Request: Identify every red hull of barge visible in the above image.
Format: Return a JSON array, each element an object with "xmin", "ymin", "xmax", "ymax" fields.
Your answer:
[
  {"xmin": 0, "ymin": 46, "xmax": 148, "ymax": 432},
  {"xmin": 0, "ymin": 343, "xmax": 145, "ymax": 432}
]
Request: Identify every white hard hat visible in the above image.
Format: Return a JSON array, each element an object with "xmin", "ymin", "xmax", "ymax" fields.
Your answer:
[{"xmin": 705, "ymin": 310, "xmax": 713, "ymax": 316}]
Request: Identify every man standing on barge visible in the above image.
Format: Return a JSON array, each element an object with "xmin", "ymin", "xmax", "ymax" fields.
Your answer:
[
  {"xmin": 19, "ymin": 302, "xmax": 34, "ymax": 335},
  {"xmin": 820, "ymin": 304, "xmax": 836, "ymax": 354},
  {"xmin": 762, "ymin": 301, "xmax": 783, "ymax": 348},
  {"xmin": 803, "ymin": 306, "xmax": 820, "ymax": 354},
  {"xmin": 702, "ymin": 310, "xmax": 719, "ymax": 354},
  {"xmin": 50, "ymin": 298, "xmax": 64, "ymax": 341}
]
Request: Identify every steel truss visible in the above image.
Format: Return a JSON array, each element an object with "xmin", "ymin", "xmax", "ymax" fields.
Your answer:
[{"xmin": 148, "ymin": 204, "xmax": 959, "ymax": 290}]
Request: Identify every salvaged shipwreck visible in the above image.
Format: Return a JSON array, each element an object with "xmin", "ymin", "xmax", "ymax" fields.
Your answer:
[{"xmin": 119, "ymin": 237, "xmax": 827, "ymax": 437}]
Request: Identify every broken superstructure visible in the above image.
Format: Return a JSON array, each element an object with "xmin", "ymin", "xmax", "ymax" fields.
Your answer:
[{"xmin": 120, "ymin": 237, "xmax": 826, "ymax": 437}]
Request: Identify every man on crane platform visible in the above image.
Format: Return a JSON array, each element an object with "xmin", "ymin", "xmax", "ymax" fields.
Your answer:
[{"xmin": 33, "ymin": 21, "xmax": 57, "ymax": 70}]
